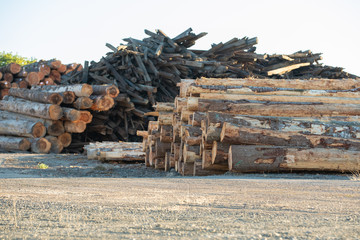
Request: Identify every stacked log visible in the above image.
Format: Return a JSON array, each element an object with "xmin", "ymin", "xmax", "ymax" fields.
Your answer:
[
  {"xmin": 138, "ymin": 78, "xmax": 360, "ymax": 175},
  {"xmin": 0, "ymin": 60, "xmax": 82, "ymax": 100},
  {"xmin": 84, "ymin": 141, "xmax": 144, "ymax": 161},
  {"xmin": 63, "ymin": 28, "xmax": 358, "ymax": 145},
  {"xmin": 0, "ymin": 84, "xmax": 119, "ymax": 153}
]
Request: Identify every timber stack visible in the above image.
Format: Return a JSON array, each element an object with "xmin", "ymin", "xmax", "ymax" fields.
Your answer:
[
  {"xmin": 0, "ymin": 83, "xmax": 119, "ymax": 154},
  {"xmin": 0, "ymin": 60, "xmax": 83, "ymax": 100},
  {"xmin": 65, "ymin": 28, "xmax": 358, "ymax": 145},
  {"xmin": 138, "ymin": 78, "xmax": 360, "ymax": 175}
]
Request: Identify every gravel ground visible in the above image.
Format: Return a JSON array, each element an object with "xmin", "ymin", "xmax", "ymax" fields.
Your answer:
[{"xmin": 0, "ymin": 153, "xmax": 359, "ymax": 239}]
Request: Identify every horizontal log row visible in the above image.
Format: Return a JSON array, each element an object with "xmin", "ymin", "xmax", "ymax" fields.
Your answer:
[
  {"xmin": 0, "ymin": 60, "xmax": 83, "ymax": 100},
  {"xmin": 0, "ymin": 84, "xmax": 119, "ymax": 154},
  {"xmin": 138, "ymin": 78, "xmax": 360, "ymax": 175}
]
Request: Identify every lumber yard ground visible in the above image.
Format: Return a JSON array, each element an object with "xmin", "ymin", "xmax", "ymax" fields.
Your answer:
[{"xmin": 0, "ymin": 153, "xmax": 359, "ymax": 239}]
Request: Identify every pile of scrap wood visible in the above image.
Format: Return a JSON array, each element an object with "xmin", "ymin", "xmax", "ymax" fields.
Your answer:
[
  {"xmin": 0, "ymin": 83, "xmax": 119, "ymax": 153},
  {"xmin": 60, "ymin": 28, "xmax": 359, "ymax": 145},
  {"xmin": 84, "ymin": 141, "xmax": 144, "ymax": 161},
  {"xmin": 138, "ymin": 78, "xmax": 360, "ymax": 175}
]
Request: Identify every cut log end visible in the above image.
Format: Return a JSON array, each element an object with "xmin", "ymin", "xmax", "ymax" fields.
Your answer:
[
  {"xmin": 30, "ymin": 138, "xmax": 51, "ymax": 154},
  {"xmin": 49, "ymin": 105, "xmax": 63, "ymax": 120},
  {"xmin": 58, "ymin": 133, "xmax": 72, "ymax": 147},
  {"xmin": 32, "ymin": 122, "xmax": 47, "ymax": 138},
  {"xmin": 49, "ymin": 93, "xmax": 63, "ymax": 105}
]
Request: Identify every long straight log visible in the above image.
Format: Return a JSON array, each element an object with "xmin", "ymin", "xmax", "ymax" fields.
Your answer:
[
  {"xmin": 8, "ymin": 88, "xmax": 63, "ymax": 105},
  {"xmin": 195, "ymin": 78, "xmax": 360, "ymax": 90},
  {"xmin": 188, "ymin": 98, "xmax": 360, "ymax": 117},
  {"xmin": 0, "ymin": 120, "xmax": 46, "ymax": 138},
  {"xmin": 0, "ymin": 96, "xmax": 63, "ymax": 120},
  {"xmin": 199, "ymin": 93, "xmax": 360, "ymax": 105},
  {"xmin": 31, "ymin": 84, "xmax": 93, "ymax": 97},
  {"xmin": 0, "ymin": 110, "xmax": 64, "ymax": 137},
  {"xmin": 228, "ymin": 145, "xmax": 360, "ymax": 172},
  {"xmin": 221, "ymin": 122, "xmax": 360, "ymax": 150},
  {"xmin": 206, "ymin": 112, "xmax": 360, "ymax": 140},
  {"xmin": 188, "ymin": 85, "xmax": 360, "ymax": 98},
  {"xmin": 0, "ymin": 136, "xmax": 30, "ymax": 151}
]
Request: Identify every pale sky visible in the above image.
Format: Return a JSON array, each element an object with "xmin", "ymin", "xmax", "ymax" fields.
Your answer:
[{"xmin": 1, "ymin": 0, "xmax": 359, "ymax": 76}]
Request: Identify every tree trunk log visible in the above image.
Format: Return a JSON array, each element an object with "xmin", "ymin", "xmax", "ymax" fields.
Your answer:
[
  {"xmin": 62, "ymin": 107, "xmax": 81, "ymax": 121},
  {"xmin": 72, "ymin": 97, "xmax": 93, "ymax": 109},
  {"xmin": 0, "ymin": 136, "xmax": 30, "ymax": 151},
  {"xmin": 0, "ymin": 63, "xmax": 21, "ymax": 74},
  {"xmin": 0, "ymin": 120, "xmax": 46, "ymax": 138},
  {"xmin": 90, "ymin": 95, "xmax": 115, "ymax": 111},
  {"xmin": 58, "ymin": 132, "xmax": 72, "ymax": 147},
  {"xmin": 199, "ymin": 93, "xmax": 360, "ymax": 105},
  {"xmin": 221, "ymin": 122, "xmax": 360, "ymax": 150},
  {"xmin": 8, "ymin": 88, "xmax": 63, "ymax": 105},
  {"xmin": 202, "ymin": 150, "xmax": 229, "ymax": 171},
  {"xmin": 64, "ymin": 121, "xmax": 86, "ymax": 133},
  {"xmin": 160, "ymin": 125, "xmax": 173, "ymax": 143},
  {"xmin": 31, "ymin": 84, "xmax": 93, "ymax": 97},
  {"xmin": 92, "ymin": 85, "xmax": 119, "ymax": 98},
  {"xmin": 188, "ymin": 98, "xmax": 360, "ymax": 117},
  {"xmin": 0, "ymin": 96, "xmax": 63, "ymax": 120},
  {"xmin": 29, "ymin": 137, "xmax": 51, "ymax": 153},
  {"xmin": 211, "ymin": 141, "xmax": 230, "ymax": 164},
  {"xmin": 79, "ymin": 111, "xmax": 93, "ymax": 124},
  {"xmin": 60, "ymin": 91, "xmax": 76, "ymax": 104},
  {"xmin": 195, "ymin": 78, "xmax": 360, "ymax": 90},
  {"xmin": 45, "ymin": 136, "xmax": 63, "ymax": 154}
]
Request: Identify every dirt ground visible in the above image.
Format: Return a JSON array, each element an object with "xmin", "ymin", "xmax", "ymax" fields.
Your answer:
[{"xmin": 0, "ymin": 153, "xmax": 359, "ymax": 239}]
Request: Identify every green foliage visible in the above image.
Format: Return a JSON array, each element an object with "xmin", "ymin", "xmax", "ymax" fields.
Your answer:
[
  {"xmin": 37, "ymin": 163, "xmax": 49, "ymax": 169},
  {"xmin": 0, "ymin": 51, "xmax": 36, "ymax": 67}
]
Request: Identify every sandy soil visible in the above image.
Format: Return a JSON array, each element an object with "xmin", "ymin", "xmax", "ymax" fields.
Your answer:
[{"xmin": 0, "ymin": 153, "xmax": 359, "ymax": 239}]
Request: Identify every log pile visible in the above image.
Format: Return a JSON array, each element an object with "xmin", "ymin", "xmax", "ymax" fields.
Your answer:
[
  {"xmin": 61, "ymin": 28, "xmax": 359, "ymax": 145},
  {"xmin": 84, "ymin": 141, "xmax": 144, "ymax": 161},
  {"xmin": 138, "ymin": 78, "xmax": 360, "ymax": 175},
  {"xmin": 0, "ymin": 84, "xmax": 118, "ymax": 153},
  {"xmin": 0, "ymin": 60, "xmax": 83, "ymax": 100}
]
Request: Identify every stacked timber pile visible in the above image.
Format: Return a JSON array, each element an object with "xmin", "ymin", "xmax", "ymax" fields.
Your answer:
[
  {"xmin": 0, "ymin": 84, "xmax": 119, "ymax": 153},
  {"xmin": 65, "ymin": 28, "xmax": 359, "ymax": 144},
  {"xmin": 138, "ymin": 78, "xmax": 360, "ymax": 175},
  {"xmin": 0, "ymin": 60, "xmax": 83, "ymax": 99},
  {"xmin": 84, "ymin": 141, "xmax": 144, "ymax": 161}
]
